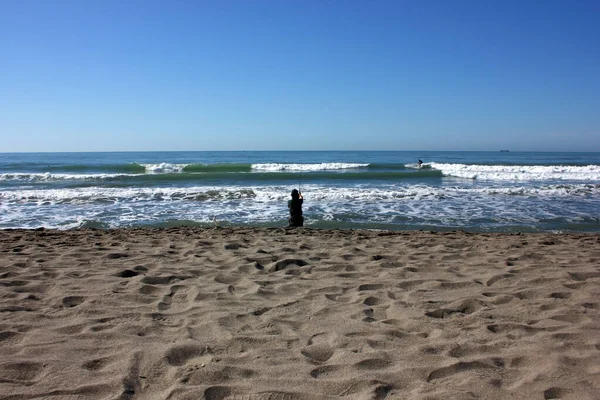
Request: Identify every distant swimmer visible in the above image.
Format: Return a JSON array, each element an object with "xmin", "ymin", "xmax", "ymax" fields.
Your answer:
[
  {"xmin": 288, "ymin": 189, "xmax": 304, "ymax": 227},
  {"xmin": 418, "ymin": 159, "xmax": 423, "ymax": 168}
]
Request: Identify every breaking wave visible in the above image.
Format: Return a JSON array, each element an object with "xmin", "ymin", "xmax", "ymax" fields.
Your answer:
[{"xmin": 431, "ymin": 163, "xmax": 600, "ymax": 181}]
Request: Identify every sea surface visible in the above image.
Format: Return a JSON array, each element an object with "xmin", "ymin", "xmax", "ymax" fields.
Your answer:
[{"xmin": 1, "ymin": 151, "xmax": 599, "ymax": 232}]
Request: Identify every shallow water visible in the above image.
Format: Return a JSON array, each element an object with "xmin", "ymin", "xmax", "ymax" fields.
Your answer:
[{"xmin": 1, "ymin": 151, "xmax": 599, "ymax": 232}]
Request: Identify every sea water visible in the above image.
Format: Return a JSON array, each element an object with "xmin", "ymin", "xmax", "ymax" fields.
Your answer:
[{"xmin": 1, "ymin": 151, "xmax": 599, "ymax": 232}]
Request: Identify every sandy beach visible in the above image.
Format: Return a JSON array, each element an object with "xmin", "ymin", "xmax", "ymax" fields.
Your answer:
[{"xmin": 1, "ymin": 227, "xmax": 599, "ymax": 399}]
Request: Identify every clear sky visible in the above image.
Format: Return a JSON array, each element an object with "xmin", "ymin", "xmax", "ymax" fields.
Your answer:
[{"xmin": 1, "ymin": 0, "xmax": 599, "ymax": 152}]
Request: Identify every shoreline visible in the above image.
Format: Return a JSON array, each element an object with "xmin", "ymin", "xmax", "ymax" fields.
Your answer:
[
  {"xmin": 1, "ymin": 227, "xmax": 599, "ymax": 398},
  {"xmin": 4, "ymin": 225, "xmax": 600, "ymax": 234}
]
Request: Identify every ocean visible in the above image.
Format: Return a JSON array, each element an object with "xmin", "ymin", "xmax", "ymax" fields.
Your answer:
[{"xmin": 1, "ymin": 151, "xmax": 599, "ymax": 232}]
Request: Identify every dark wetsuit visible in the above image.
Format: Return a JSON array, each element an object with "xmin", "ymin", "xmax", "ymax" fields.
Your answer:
[{"xmin": 288, "ymin": 198, "xmax": 304, "ymax": 227}]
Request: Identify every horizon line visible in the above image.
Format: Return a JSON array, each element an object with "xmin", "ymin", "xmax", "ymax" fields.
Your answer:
[{"xmin": 2, "ymin": 149, "xmax": 598, "ymax": 154}]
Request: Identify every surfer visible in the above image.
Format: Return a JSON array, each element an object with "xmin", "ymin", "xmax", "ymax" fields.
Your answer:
[
  {"xmin": 418, "ymin": 159, "xmax": 423, "ymax": 168},
  {"xmin": 288, "ymin": 189, "xmax": 304, "ymax": 227}
]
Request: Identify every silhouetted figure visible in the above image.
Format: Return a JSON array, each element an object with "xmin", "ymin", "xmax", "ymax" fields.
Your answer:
[
  {"xmin": 288, "ymin": 189, "xmax": 304, "ymax": 227},
  {"xmin": 418, "ymin": 159, "xmax": 423, "ymax": 168}
]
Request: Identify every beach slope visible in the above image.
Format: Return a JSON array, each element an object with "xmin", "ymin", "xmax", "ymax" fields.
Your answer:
[{"xmin": 1, "ymin": 228, "xmax": 599, "ymax": 399}]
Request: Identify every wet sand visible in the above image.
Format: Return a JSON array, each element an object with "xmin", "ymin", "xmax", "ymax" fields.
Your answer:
[{"xmin": 1, "ymin": 227, "xmax": 599, "ymax": 399}]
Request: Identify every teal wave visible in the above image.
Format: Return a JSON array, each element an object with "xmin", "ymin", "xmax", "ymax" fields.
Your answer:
[
  {"xmin": 106, "ymin": 170, "xmax": 443, "ymax": 184},
  {"xmin": 2, "ymin": 162, "xmax": 146, "ymax": 174},
  {"xmin": 0, "ymin": 169, "xmax": 443, "ymax": 184},
  {"xmin": 366, "ymin": 163, "xmax": 408, "ymax": 170},
  {"xmin": 59, "ymin": 163, "xmax": 146, "ymax": 173}
]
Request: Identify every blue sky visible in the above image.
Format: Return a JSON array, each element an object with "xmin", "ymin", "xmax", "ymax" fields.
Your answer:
[{"xmin": 1, "ymin": 0, "xmax": 599, "ymax": 152}]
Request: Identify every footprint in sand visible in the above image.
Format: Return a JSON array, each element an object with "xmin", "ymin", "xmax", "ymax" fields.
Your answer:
[
  {"xmin": 203, "ymin": 387, "xmax": 321, "ymax": 400},
  {"xmin": 324, "ymin": 293, "xmax": 351, "ymax": 303},
  {"xmin": 139, "ymin": 285, "xmax": 162, "ymax": 296},
  {"xmin": 544, "ymin": 387, "xmax": 572, "ymax": 399},
  {"xmin": 165, "ymin": 343, "xmax": 214, "ymax": 366},
  {"xmin": 115, "ymin": 269, "xmax": 139, "ymax": 278},
  {"xmin": 269, "ymin": 258, "xmax": 309, "ymax": 272},
  {"xmin": 214, "ymin": 274, "xmax": 240, "ymax": 285},
  {"xmin": 0, "ymin": 331, "xmax": 23, "ymax": 346},
  {"xmin": 1, "ymin": 280, "xmax": 27, "ymax": 287},
  {"xmin": 157, "ymin": 284, "xmax": 192, "ymax": 312},
  {"xmin": 301, "ymin": 332, "xmax": 345, "ymax": 364},
  {"xmin": 363, "ymin": 296, "xmax": 384, "ymax": 306},
  {"xmin": 0, "ymin": 361, "xmax": 45, "ymax": 384},
  {"xmin": 149, "ymin": 313, "xmax": 184, "ymax": 327},
  {"xmin": 82, "ymin": 357, "xmax": 111, "ymax": 371},
  {"xmin": 301, "ymin": 343, "xmax": 334, "ymax": 363},
  {"xmin": 549, "ymin": 292, "xmax": 572, "ymax": 299},
  {"xmin": 141, "ymin": 274, "xmax": 191, "ymax": 285},
  {"xmin": 224, "ymin": 242, "xmax": 244, "ymax": 250},
  {"xmin": 568, "ymin": 271, "xmax": 600, "ymax": 281},
  {"xmin": 373, "ymin": 384, "xmax": 394, "ymax": 400},
  {"xmin": 425, "ymin": 298, "xmax": 483, "ymax": 319},
  {"xmin": 180, "ymin": 365, "xmax": 257, "ymax": 385},
  {"xmin": 487, "ymin": 323, "xmax": 543, "ymax": 337},
  {"xmin": 309, "ymin": 364, "xmax": 345, "ymax": 379},
  {"xmin": 427, "ymin": 357, "xmax": 505, "ymax": 382},
  {"xmin": 62, "ymin": 295, "xmax": 85, "ymax": 308},
  {"xmin": 354, "ymin": 358, "xmax": 392, "ymax": 370},
  {"xmin": 106, "ymin": 252, "xmax": 129, "ymax": 259},
  {"xmin": 486, "ymin": 273, "xmax": 516, "ymax": 286},
  {"xmin": 358, "ymin": 283, "xmax": 384, "ymax": 291}
]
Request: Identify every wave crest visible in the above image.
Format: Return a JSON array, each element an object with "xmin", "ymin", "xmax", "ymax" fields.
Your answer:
[
  {"xmin": 252, "ymin": 163, "xmax": 368, "ymax": 171},
  {"xmin": 431, "ymin": 163, "xmax": 600, "ymax": 181}
]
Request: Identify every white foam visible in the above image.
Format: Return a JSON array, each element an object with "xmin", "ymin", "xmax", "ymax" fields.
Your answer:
[
  {"xmin": 2, "ymin": 183, "xmax": 598, "ymax": 206},
  {"xmin": 0, "ymin": 186, "xmax": 261, "ymax": 204},
  {"xmin": 142, "ymin": 163, "xmax": 187, "ymax": 173},
  {"xmin": 430, "ymin": 163, "xmax": 600, "ymax": 181},
  {"xmin": 252, "ymin": 163, "xmax": 368, "ymax": 172},
  {"xmin": 405, "ymin": 162, "xmax": 427, "ymax": 169},
  {"xmin": 0, "ymin": 172, "xmax": 137, "ymax": 181},
  {"xmin": 2, "ymin": 183, "xmax": 599, "ymax": 230}
]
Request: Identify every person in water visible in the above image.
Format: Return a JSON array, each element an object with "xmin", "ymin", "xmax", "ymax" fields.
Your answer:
[
  {"xmin": 418, "ymin": 159, "xmax": 423, "ymax": 168},
  {"xmin": 288, "ymin": 189, "xmax": 304, "ymax": 227}
]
